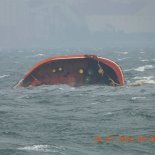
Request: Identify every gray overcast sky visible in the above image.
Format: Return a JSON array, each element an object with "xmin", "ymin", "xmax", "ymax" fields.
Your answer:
[
  {"xmin": 0, "ymin": 0, "xmax": 155, "ymax": 32},
  {"xmin": 0, "ymin": 0, "xmax": 155, "ymax": 48}
]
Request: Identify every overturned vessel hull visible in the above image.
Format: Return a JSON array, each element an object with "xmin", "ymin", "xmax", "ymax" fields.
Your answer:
[{"xmin": 16, "ymin": 55, "xmax": 125, "ymax": 87}]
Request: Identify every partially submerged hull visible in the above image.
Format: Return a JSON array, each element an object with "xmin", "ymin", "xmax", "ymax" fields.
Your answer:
[{"xmin": 16, "ymin": 55, "xmax": 125, "ymax": 87}]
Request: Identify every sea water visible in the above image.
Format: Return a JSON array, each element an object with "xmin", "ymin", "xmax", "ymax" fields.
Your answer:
[{"xmin": 0, "ymin": 48, "xmax": 155, "ymax": 155}]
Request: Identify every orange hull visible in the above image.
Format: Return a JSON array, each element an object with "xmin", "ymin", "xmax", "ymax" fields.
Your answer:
[{"xmin": 16, "ymin": 55, "xmax": 125, "ymax": 87}]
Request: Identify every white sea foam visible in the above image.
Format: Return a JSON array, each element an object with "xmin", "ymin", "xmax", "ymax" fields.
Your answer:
[
  {"xmin": 27, "ymin": 54, "xmax": 45, "ymax": 58},
  {"xmin": 140, "ymin": 59, "xmax": 149, "ymax": 62},
  {"xmin": 124, "ymin": 68, "xmax": 133, "ymax": 72},
  {"xmin": 131, "ymin": 96, "xmax": 146, "ymax": 100},
  {"xmin": 134, "ymin": 65, "xmax": 154, "ymax": 72},
  {"xmin": 129, "ymin": 76, "xmax": 155, "ymax": 86},
  {"xmin": 125, "ymin": 65, "xmax": 154, "ymax": 72},
  {"xmin": 118, "ymin": 57, "xmax": 131, "ymax": 61},
  {"xmin": 131, "ymin": 79, "xmax": 155, "ymax": 86},
  {"xmin": 121, "ymin": 51, "xmax": 128, "ymax": 55},
  {"xmin": 91, "ymin": 102, "xmax": 99, "ymax": 105},
  {"xmin": 140, "ymin": 51, "xmax": 145, "ymax": 54},
  {"xmin": 37, "ymin": 53, "xmax": 44, "ymax": 56},
  {"xmin": 115, "ymin": 51, "xmax": 128, "ymax": 55},
  {"xmin": 18, "ymin": 145, "xmax": 50, "ymax": 152},
  {"xmin": 133, "ymin": 76, "xmax": 154, "ymax": 80},
  {"xmin": 106, "ymin": 112, "xmax": 112, "ymax": 115},
  {"xmin": 18, "ymin": 145, "xmax": 65, "ymax": 153},
  {"xmin": 0, "ymin": 75, "xmax": 9, "ymax": 79}
]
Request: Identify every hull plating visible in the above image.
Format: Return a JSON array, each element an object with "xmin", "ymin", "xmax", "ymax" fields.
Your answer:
[{"xmin": 16, "ymin": 55, "xmax": 125, "ymax": 87}]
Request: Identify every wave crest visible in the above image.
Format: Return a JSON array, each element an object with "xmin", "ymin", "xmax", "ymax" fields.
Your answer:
[{"xmin": 134, "ymin": 65, "xmax": 154, "ymax": 72}]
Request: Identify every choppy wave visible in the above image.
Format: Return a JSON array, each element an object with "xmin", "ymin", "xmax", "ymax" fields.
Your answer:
[
  {"xmin": 133, "ymin": 76, "xmax": 154, "ymax": 80},
  {"xmin": 18, "ymin": 145, "xmax": 50, "ymax": 152},
  {"xmin": 124, "ymin": 68, "xmax": 133, "ymax": 72},
  {"xmin": 0, "ymin": 48, "xmax": 155, "ymax": 155},
  {"xmin": 131, "ymin": 79, "xmax": 155, "ymax": 86},
  {"xmin": 27, "ymin": 53, "xmax": 45, "ymax": 58},
  {"xmin": 140, "ymin": 59, "xmax": 149, "ymax": 62},
  {"xmin": 114, "ymin": 51, "xmax": 128, "ymax": 55},
  {"xmin": 131, "ymin": 96, "xmax": 146, "ymax": 100},
  {"xmin": 0, "ymin": 75, "xmax": 9, "ymax": 79},
  {"xmin": 124, "ymin": 65, "xmax": 154, "ymax": 72},
  {"xmin": 18, "ymin": 145, "xmax": 65, "ymax": 153},
  {"xmin": 129, "ymin": 76, "xmax": 155, "ymax": 86},
  {"xmin": 134, "ymin": 65, "xmax": 154, "ymax": 72},
  {"xmin": 117, "ymin": 57, "xmax": 131, "ymax": 61}
]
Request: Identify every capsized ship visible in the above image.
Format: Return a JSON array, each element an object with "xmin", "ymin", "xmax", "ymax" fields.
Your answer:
[{"xmin": 16, "ymin": 55, "xmax": 125, "ymax": 87}]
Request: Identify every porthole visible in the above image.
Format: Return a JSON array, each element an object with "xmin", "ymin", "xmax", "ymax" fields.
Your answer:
[
  {"xmin": 79, "ymin": 69, "xmax": 84, "ymax": 74},
  {"xmin": 52, "ymin": 69, "xmax": 56, "ymax": 73},
  {"xmin": 58, "ymin": 67, "xmax": 63, "ymax": 71}
]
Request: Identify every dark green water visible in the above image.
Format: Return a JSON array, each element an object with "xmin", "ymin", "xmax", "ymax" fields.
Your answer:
[{"xmin": 0, "ymin": 48, "xmax": 155, "ymax": 155}]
